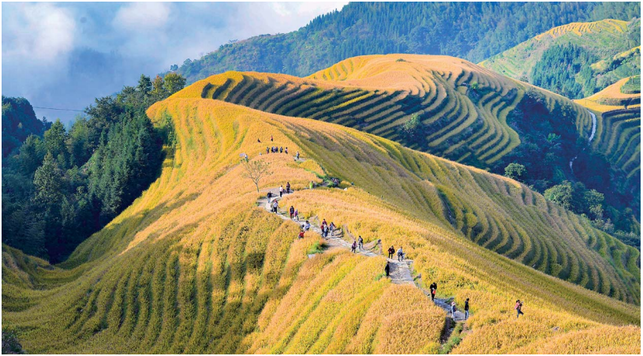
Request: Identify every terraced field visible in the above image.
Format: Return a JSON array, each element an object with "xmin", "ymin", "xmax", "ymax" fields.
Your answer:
[
  {"xmin": 2, "ymin": 96, "xmax": 639, "ymax": 353},
  {"xmin": 481, "ymin": 18, "xmax": 639, "ymax": 83},
  {"xmin": 176, "ymin": 54, "xmax": 594, "ymax": 170},
  {"xmin": 576, "ymin": 76, "xmax": 641, "ymax": 197}
]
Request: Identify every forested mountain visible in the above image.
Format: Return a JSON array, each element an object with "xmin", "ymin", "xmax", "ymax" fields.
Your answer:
[
  {"xmin": 1, "ymin": 73, "xmax": 186, "ymax": 262},
  {"xmin": 481, "ymin": 18, "xmax": 641, "ymax": 99},
  {"xmin": 176, "ymin": 2, "xmax": 640, "ymax": 83},
  {"xmin": 2, "ymin": 96, "xmax": 51, "ymax": 158}
]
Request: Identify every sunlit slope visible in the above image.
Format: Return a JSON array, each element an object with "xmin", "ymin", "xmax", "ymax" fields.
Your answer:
[
  {"xmin": 576, "ymin": 76, "xmax": 640, "ymax": 196},
  {"xmin": 480, "ymin": 19, "xmax": 639, "ymax": 82},
  {"xmin": 174, "ymin": 54, "xmax": 596, "ymax": 169},
  {"xmin": 2, "ymin": 99, "xmax": 639, "ymax": 353}
]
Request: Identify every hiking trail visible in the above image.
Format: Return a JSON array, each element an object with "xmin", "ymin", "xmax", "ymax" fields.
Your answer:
[{"xmin": 256, "ymin": 184, "xmax": 468, "ymax": 325}]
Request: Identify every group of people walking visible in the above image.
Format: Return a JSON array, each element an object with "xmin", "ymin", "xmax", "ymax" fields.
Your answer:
[
  {"xmin": 266, "ymin": 146, "xmax": 288, "ymax": 154},
  {"xmin": 351, "ymin": 235, "xmax": 364, "ymax": 253},
  {"xmin": 387, "ymin": 245, "xmax": 405, "ymax": 261}
]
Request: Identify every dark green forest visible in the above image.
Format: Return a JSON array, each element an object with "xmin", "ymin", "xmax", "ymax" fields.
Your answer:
[
  {"xmin": 2, "ymin": 97, "xmax": 51, "ymax": 158},
  {"xmin": 2, "ymin": 73, "xmax": 185, "ymax": 263},
  {"xmin": 176, "ymin": 2, "xmax": 640, "ymax": 83}
]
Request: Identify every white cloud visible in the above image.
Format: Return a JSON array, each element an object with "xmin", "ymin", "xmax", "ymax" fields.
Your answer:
[
  {"xmin": 3, "ymin": 3, "xmax": 76, "ymax": 63},
  {"xmin": 113, "ymin": 2, "xmax": 171, "ymax": 31},
  {"xmin": 271, "ymin": 2, "xmax": 347, "ymax": 18}
]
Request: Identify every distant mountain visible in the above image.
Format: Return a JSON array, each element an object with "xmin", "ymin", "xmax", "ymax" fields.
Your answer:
[
  {"xmin": 176, "ymin": 2, "xmax": 640, "ymax": 83},
  {"xmin": 2, "ymin": 96, "xmax": 50, "ymax": 158},
  {"xmin": 481, "ymin": 18, "xmax": 641, "ymax": 99}
]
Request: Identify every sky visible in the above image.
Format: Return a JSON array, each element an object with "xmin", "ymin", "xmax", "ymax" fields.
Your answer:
[{"xmin": 2, "ymin": 2, "xmax": 347, "ymax": 123}]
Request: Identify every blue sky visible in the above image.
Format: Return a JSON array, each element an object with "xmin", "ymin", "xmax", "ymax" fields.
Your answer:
[{"xmin": 2, "ymin": 2, "xmax": 347, "ymax": 123}]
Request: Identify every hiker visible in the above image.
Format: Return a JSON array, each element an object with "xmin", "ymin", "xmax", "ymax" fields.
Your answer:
[
  {"xmin": 271, "ymin": 135, "xmax": 273, "ymax": 142},
  {"xmin": 267, "ymin": 191, "xmax": 273, "ymax": 200},
  {"xmin": 397, "ymin": 247, "xmax": 404, "ymax": 261},
  {"xmin": 279, "ymin": 185, "xmax": 284, "ymax": 197},
  {"xmin": 329, "ymin": 222, "xmax": 336, "ymax": 236},
  {"xmin": 304, "ymin": 220, "xmax": 311, "ymax": 231},
  {"xmin": 430, "ymin": 282, "xmax": 437, "ymax": 301},
  {"xmin": 450, "ymin": 302, "xmax": 457, "ymax": 319},
  {"xmin": 280, "ymin": 147, "xmax": 283, "ymax": 153},
  {"xmin": 272, "ymin": 199, "xmax": 279, "ymax": 213},
  {"xmin": 351, "ymin": 240, "xmax": 357, "ymax": 253},
  {"xmin": 289, "ymin": 206, "xmax": 295, "ymax": 219},
  {"xmin": 515, "ymin": 300, "xmax": 524, "ymax": 318},
  {"xmin": 358, "ymin": 236, "xmax": 364, "ymax": 250},
  {"xmin": 294, "ymin": 209, "xmax": 299, "ymax": 221},
  {"xmin": 388, "ymin": 246, "xmax": 395, "ymax": 259},
  {"xmin": 321, "ymin": 225, "xmax": 327, "ymax": 238},
  {"xmin": 266, "ymin": 147, "xmax": 270, "ymax": 154},
  {"xmin": 296, "ymin": 151, "xmax": 300, "ymax": 160},
  {"xmin": 322, "ymin": 219, "xmax": 328, "ymax": 229},
  {"xmin": 385, "ymin": 262, "xmax": 390, "ymax": 277},
  {"xmin": 286, "ymin": 182, "xmax": 291, "ymax": 193},
  {"xmin": 309, "ymin": 181, "xmax": 314, "ymax": 189},
  {"xmin": 285, "ymin": 147, "xmax": 288, "ymax": 154},
  {"xmin": 464, "ymin": 298, "xmax": 470, "ymax": 320},
  {"xmin": 298, "ymin": 230, "xmax": 305, "ymax": 239}
]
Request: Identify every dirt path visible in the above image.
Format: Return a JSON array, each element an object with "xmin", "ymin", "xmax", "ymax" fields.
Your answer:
[{"xmin": 257, "ymin": 185, "xmax": 468, "ymax": 324}]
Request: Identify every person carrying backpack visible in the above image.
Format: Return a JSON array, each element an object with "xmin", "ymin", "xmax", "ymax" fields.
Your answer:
[
  {"xmin": 450, "ymin": 302, "xmax": 457, "ymax": 319},
  {"xmin": 280, "ymin": 147, "xmax": 283, "ymax": 153},
  {"xmin": 272, "ymin": 199, "xmax": 279, "ymax": 213},
  {"xmin": 351, "ymin": 241, "xmax": 357, "ymax": 253},
  {"xmin": 464, "ymin": 298, "xmax": 470, "ymax": 320},
  {"xmin": 285, "ymin": 147, "xmax": 289, "ymax": 154},
  {"xmin": 515, "ymin": 300, "xmax": 524, "ymax": 318},
  {"xmin": 388, "ymin": 246, "xmax": 395, "ymax": 259},
  {"xmin": 329, "ymin": 222, "xmax": 336, "ymax": 236},
  {"xmin": 286, "ymin": 182, "xmax": 291, "ymax": 193},
  {"xmin": 289, "ymin": 206, "xmax": 295, "ymax": 219},
  {"xmin": 397, "ymin": 247, "xmax": 404, "ymax": 261},
  {"xmin": 298, "ymin": 230, "xmax": 305, "ymax": 239},
  {"xmin": 430, "ymin": 282, "xmax": 437, "ymax": 301},
  {"xmin": 304, "ymin": 220, "xmax": 311, "ymax": 231},
  {"xmin": 358, "ymin": 236, "xmax": 364, "ymax": 250},
  {"xmin": 294, "ymin": 209, "xmax": 299, "ymax": 221}
]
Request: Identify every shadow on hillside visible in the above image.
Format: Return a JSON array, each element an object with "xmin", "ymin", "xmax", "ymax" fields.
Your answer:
[{"xmin": 58, "ymin": 192, "xmax": 201, "ymax": 270}]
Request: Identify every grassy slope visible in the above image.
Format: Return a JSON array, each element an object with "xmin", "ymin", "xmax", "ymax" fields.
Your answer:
[
  {"xmin": 480, "ymin": 19, "xmax": 639, "ymax": 84},
  {"xmin": 2, "ymin": 98, "xmax": 639, "ymax": 354}
]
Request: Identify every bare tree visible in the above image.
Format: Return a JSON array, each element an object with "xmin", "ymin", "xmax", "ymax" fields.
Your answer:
[{"xmin": 242, "ymin": 159, "xmax": 272, "ymax": 192}]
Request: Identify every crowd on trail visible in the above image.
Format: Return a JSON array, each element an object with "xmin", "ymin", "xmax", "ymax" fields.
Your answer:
[{"xmin": 256, "ymin": 135, "xmax": 530, "ymax": 326}]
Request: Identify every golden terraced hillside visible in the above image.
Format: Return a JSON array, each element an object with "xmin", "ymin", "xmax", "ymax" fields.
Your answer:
[
  {"xmin": 2, "ymin": 91, "xmax": 640, "ymax": 353},
  {"xmin": 175, "ymin": 54, "xmax": 597, "ymax": 169}
]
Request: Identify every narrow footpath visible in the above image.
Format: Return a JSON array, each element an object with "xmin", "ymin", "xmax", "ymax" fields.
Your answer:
[{"xmin": 257, "ymin": 185, "xmax": 468, "ymax": 325}]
